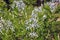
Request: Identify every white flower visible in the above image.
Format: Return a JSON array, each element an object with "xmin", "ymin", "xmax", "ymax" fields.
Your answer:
[
  {"xmin": 25, "ymin": 20, "xmax": 29, "ymax": 24},
  {"xmin": 0, "ymin": 17, "xmax": 15, "ymax": 32},
  {"xmin": 29, "ymin": 32, "xmax": 38, "ymax": 38},
  {"xmin": 13, "ymin": 0, "xmax": 25, "ymax": 11},
  {"xmin": 11, "ymin": 0, "xmax": 25, "ymax": 10},
  {"xmin": 38, "ymin": 7, "xmax": 42, "ymax": 12},
  {"xmin": 31, "ymin": 12, "xmax": 37, "ymax": 18},
  {"xmin": 49, "ymin": 3, "xmax": 56, "ymax": 12},
  {"xmin": 31, "ymin": 24, "xmax": 35, "ymax": 28},
  {"xmin": 34, "ymin": 7, "xmax": 42, "ymax": 12},
  {"xmin": 0, "ymin": 23, "xmax": 3, "ymax": 32},
  {"xmin": 6, "ymin": 20, "xmax": 12, "ymax": 27},
  {"xmin": 10, "ymin": 26, "xmax": 14, "ymax": 31},
  {"xmin": 51, "ymin": 9, "xmax": 54, "ymax": 12},
  {"xmin": 34, "ymin": 7, "xmax": 39, "ymax": 12},
  {"xmin": 0, "ymin": 17, "xmax": 5, "ymax": 25},
  {"xmin": 30, "ymin": 17, "xmax": 37, "ymax": 23},
  {"xmin": 0, "ymin": 23, "xmax": 3, "ymax": 27},
  {"xmin": 43, "ymin": 14, "xmax": 47, "ymax": 19},
  {"xmin": 26, "ymin": 27, "xmax": 30, "ymax": 30},
  {"xmin": 30, "ymin": 22, "xmax": 38, "ymax": 28},
  {"xmin": 25, "ymin": 8, "xmax": 39, "ymax": 29}
]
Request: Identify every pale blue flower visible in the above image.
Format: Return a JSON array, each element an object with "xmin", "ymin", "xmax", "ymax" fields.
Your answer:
[
  {"xmin": 29, "ymin": 32, "xmax": 38, "ymax": 38},
  {"xmin": 13, "ymin": 0, "xmax": 25, "ymax": 11}
]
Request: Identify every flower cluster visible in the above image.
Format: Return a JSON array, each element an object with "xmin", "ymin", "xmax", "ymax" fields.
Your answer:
[
  {"xmin": 0, "ymin": 17, "xmax": 4, "ymax": 32},
  {"xmin": 29, "ymin": 32, "xmax": 38, "ymax": 38},
  {"xmin": 25, "ymin": 8, "xmax": 39, "ymax": 30},
  {"xmin": 47, "ymin": 2, "xmax": 57, "ymax": 12},
  {"xmin": 25, "ymin": 7, "xmax": 42, "ymax": 38},
  {"xmin": 50, "ymin": 3, "xmax": 56, "ymax": 12},
  {"xmin": 0, "ymin": 17, "xmax": 14, "ymax": 32},
  {"xmin": 34, "ymin": 6, "xmax": 42, "ymax": 12},
  {"xmin": 5, "ymin": 20, "xmax": 14, "ymax": 32},
  {"xmin": 12, "ymin": 0, "xmax": 25, "ymax": 11}
]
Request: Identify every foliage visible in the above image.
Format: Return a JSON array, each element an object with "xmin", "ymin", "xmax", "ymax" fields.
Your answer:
[{"xmin": 0, "ymin": 0, "xmax": 60, "ymax": 40}]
